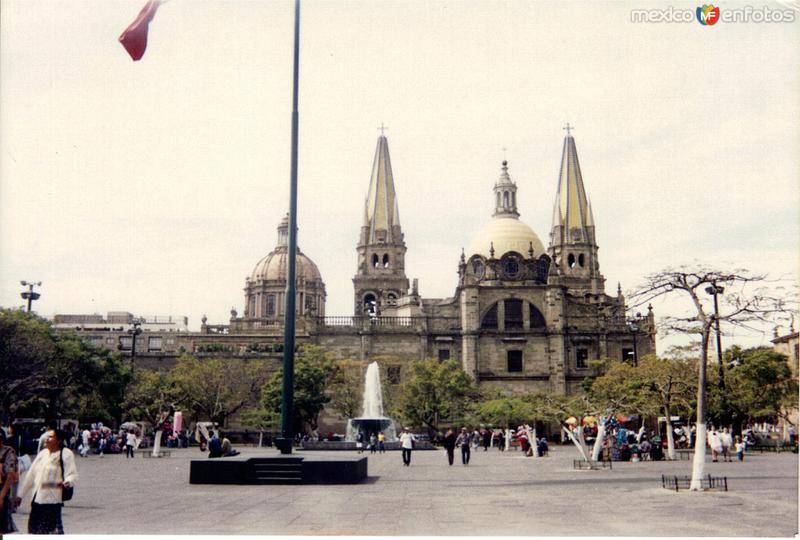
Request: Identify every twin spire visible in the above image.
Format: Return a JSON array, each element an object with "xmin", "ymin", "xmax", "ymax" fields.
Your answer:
[
  {"xmin": 362, "ymin": 134, "xmax": 402, "ymax": 245},
  {"xmin": 551, "ymin": 131, "xmax": 595, "ymax": 244}
]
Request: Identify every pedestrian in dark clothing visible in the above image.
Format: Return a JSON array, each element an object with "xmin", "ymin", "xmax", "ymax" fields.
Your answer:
[
  {"xmin": 482, "ymin": 429, "xmax": 491, "ymax": 451},
  {"xmin": 456, "ymin": 428, "xmax": 471, "ymax": 465},
  {"xmin": 443, "ymin": 429, "xmax": 456, "ymax": 466}
]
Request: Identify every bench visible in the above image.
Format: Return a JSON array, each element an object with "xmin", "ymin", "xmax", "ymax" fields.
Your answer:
[
  {"xmin": 139, "ymin": 450, "xmax": 172, "ymax": 458},
  {"xmin": 747, "ymin": 440, "xmax": 788, "ymax": 453}
]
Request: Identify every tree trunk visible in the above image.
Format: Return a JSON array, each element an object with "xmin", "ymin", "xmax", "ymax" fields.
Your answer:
[
  {"xmin": 152, "ymin": 429, "xmax": 163, "ymax": 457},
  {"xmin": 258, "ymin": 430, "xmax": 263, "ymax": 448},
  {"xmin": 690, "ymin": 329, "xmax": 711, "ymax": 491},
  {"xmin": 664, "ymin": 405, "xmax": 676, "ymax": 460},
  {"xmin": 563, "ymin": 426, "xmax": 589, "ymax": 461},
  {"xmin": 591, "ymin": 417, "xmax": 607, "ymax": 462},
  {"xmin": 529, "ymin": 424, "xmax": 538, "ymax": 459}
]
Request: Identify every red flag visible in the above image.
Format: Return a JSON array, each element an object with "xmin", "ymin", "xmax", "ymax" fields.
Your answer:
[{"xmin": 119, "ymin": 0, "xmax": 162, "ymax": 61}]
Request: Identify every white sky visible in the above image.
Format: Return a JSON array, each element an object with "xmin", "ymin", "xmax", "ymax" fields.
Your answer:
[{"xmin": 1, "ymin": 0, "xmax": 798, "ymax": 354}]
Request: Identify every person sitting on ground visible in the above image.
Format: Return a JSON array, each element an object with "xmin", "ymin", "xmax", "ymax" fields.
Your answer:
[
  {"xmin": 220, "ymin": 435, "xmax": 240, "ymax": 457},
  {"xmin": 207, "ymin": 432, "xmax": 223, "ymax": 458}
]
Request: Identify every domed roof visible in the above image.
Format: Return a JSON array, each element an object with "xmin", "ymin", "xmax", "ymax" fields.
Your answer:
[
  {"xmin": 249, "ymin": 250, "xmax": 323, "ymax": 283},
  {"xmin": 248, "ymin": 215, "xmax": 324, "ymax": 284},
  {"xmin": 467, "ymin": 216, "xmax": 546, "ymax": 259}
]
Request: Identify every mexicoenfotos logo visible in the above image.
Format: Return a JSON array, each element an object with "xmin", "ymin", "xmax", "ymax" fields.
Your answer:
[
  {"xmin": 631, "ymin": 4, "xmax": 797, "ymax": 23},
  {"xmin": 697, "ymin": 4, "xmax": 721, "ymax": 25}
]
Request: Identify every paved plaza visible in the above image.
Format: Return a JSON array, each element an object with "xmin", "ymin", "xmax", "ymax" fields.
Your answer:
[{"xmin": 13, "ymin": 445, "xmax": 798, "ymax": 536}]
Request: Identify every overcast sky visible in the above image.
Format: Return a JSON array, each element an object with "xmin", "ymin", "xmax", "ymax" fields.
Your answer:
[{"xmin": 1, "ymin": 0, "xmax": 798, "ymax": 353}]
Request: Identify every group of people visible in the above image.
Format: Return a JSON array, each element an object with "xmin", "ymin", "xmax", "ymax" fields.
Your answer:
[
  {"xmin": 355, "ymin": 431, "xmax": 386, "ymax": 454},
  {"xmin": 707, "ymin": 426, "xmax": 745, "ymax": 462},
  {"xmin": 1, "ymin": 421, "xmax": 78, "ymax": 535}
]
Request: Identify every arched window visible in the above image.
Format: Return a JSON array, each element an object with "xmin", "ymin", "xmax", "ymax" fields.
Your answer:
[
  {"xmin": 503, "ymin": 191, "xmax": 509, "ymax": 208},
  {"xmin": 568, "ymin": 253, "xmax": 576, "ymax": 268},
  {"xmin": 383, "ymin": 254, "xmax": 390, "ymax": 268},
  {"xmin": 481, "ymin": 304, "xmax": 498, "ymax": 329},
  {"xmin": 266, "ymin": 294, "xmax": 276, "ymax": 317},
  {"xmin": 363, "ymin": 293, "xmax": 377, "ymax": 317},
  {"xmin": 529, "ymin": 304, "xmax": 546, "ymax": 328},
  {"xmin": 372, "ymin": 254, "xmax": 379, "ymax": 268},
  {"xmin": 387, "ymin": 292, "xmax": 397, "ymax": 306},
  {"xmin": 511, "ymin": 191, "xmax": 516, "ymax": 208},
  {"xmin": 578, "ymin": 253, "xmax": 585, "ymax": 267}
]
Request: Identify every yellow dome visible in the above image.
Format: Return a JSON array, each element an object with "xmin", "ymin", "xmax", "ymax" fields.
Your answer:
[
  {"xmin": 467, "ymin": 216, "xmax": 546, "ymax": 259},
  {"xmin": 249, "ymin": 249, "xmax": 323, "ymax": 284}
]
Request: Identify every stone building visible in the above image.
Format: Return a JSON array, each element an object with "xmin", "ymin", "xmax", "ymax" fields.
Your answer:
[{"xmin": 55, "ymin": 130, "xmax": 655, "ymax": 425}]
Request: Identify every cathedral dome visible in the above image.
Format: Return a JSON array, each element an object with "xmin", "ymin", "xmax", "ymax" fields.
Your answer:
[
  {"xmin": 249, "ymin": 250, "xmax": 323, "ymax": 283},
  {"xmin": 242, "ymin": 215, "xmax": 326, "ymax": 320},
  {"xmin": 467, "ymin": 216, "xmax": 546, "ymax": 259}
]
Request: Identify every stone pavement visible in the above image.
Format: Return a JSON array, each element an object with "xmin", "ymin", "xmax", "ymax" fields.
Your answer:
[{"xmin": 13, "ymin": 445, "xmax": 798, "ymax": 536}]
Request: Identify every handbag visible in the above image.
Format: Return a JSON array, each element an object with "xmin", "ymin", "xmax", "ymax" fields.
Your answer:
[{"xmin": 59, "ymin": 448, "xmax": 74, "ymax": 502}]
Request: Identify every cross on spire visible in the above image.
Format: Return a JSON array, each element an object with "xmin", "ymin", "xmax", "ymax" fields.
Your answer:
[
  {"xmin": 378, "ymin": 123, "xmax": 388, "ymax": 136},
  {"xmin": 563, "ymin": 123, "xmax": 574, "ymax": 136},
  {"xmin": 502, "ymin": 146, "xmax": 507, "ymax": 161}
]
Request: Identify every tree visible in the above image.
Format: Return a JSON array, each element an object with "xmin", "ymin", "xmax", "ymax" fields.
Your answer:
[
  {"xmin": 0, "ymin": 309, "xmax": 130, "ymax": 425},
  {"xmin": 397, "ymin": 359, "xmax": 478, "ymax": 434},
  {"xmin": 586, "ymin": 359, "xmax": 653, "ymax": 461},
  {"xmin": 722, "ymin": 346, "xmax": 798, "ymax": 437},
  {"xmin": 636, "ymin": 355, "xmax": 696, "ymax": 459},
  {"xmin": 170, "ymin": 355, "xmax": 268, "ymax": 426},
  {"xmin": 630, "ymin": 266, "xmax": 793, "ymax": 490},
  {"xmin": 327, "ymin": 358, "xmax": 365, "ymax": 421},
  {"xmin": 122, "ymin": 369, "xmax": 178, "ymax": 456},
  {"xmin": 261, "ymin": 346, "xmax": 337, "ymax": 435}
]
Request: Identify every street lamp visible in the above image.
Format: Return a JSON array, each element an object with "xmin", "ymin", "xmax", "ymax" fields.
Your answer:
[
  {"xmin": 122, "ymin": 319, "xmax": 143, "ymax": 373},
  {"xmin": 627, "ymin": 315, "xmax": 640, "ymax": 366},
  {"xmin": 705, "ymin": 283, "xmax": 726, "ymax": 391},
  {"xmin": 20, "ymin": 280, "xmax": 42, "ymax": 312}
]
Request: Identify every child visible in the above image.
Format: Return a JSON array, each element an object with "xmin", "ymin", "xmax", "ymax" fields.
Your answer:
[{"xmin": 735, "ymin": 435, "xmax": 745, "ymax": 462}]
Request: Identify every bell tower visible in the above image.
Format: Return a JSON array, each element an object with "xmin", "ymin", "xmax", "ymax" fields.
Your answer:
[
  {"xmin": 548, "ymin": 125, "xmax": 604, "ymax": 293},
  {"xmin": 353, "ymin": 132, "xmax": 409, "ymax": 315}
]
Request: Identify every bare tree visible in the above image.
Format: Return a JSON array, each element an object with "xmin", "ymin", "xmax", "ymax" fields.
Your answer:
[{"xmin": 630, "ymin": 265, "xmax": 794, "ymax": 491}]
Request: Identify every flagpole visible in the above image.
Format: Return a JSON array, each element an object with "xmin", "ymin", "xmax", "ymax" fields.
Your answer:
[{"xmin": 277, "ymin": 0, "xmax": 301, "ymax": 455}]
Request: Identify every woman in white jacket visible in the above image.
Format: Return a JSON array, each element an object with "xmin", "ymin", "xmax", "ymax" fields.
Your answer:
[{"xmin": 16, "ymin": 429, "xmax": 77, "ymax": 534}]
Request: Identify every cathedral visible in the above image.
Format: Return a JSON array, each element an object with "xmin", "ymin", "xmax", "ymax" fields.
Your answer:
[
  {"xmin": 225, "ymin": 130, "xmax": 656, "ymax": 396},
  {"xmin": 55, "ymin": 129, "xmax": 656, "ymax": 411}
]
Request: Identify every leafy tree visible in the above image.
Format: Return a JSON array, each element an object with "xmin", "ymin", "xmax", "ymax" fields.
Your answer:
[
  {"xmin": 0, "ymin": 309, "xmax": 130, "ymax": 425},
  {"xmin": 261, "ymin": 346, "xmax": 337, "ymax": 435},
  {"xmin": 122, "ymin": 368, "xmax": 179, "ymax": 456},
  {"xmin": 170, "ymin": 355, "xmax": 268, "ymax": 426},
  {"xmin": 396, "ymin": 359, "xmax": 478, "ymax": 434},
  {"xmin": 327, "ymin": 358, "xmax": 365, "ymax": 420},
  {"xmin": 721, "ymin": 346, "xmax": 798, "ymax": 433}
]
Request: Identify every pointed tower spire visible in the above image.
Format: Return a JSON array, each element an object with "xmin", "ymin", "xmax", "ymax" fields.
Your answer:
[
  {"xmin": 362, "ymin": 134, "xmax": 402, "ymax": 245},
  {"xmin": 354, "ymin": 132, "xmax": 409, "ymax": 315},
  {"xmin": 548, "ymin": 126, "xmax": 605, "ymax": 294},
  {"xmin": 551, "ymin": 130, "xmax": 593, "ymax": 244}
]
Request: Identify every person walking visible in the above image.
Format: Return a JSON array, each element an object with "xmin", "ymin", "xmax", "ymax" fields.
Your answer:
[
  {"xmin": 0, "ymin": 430, "xmax": 19, "ymax": 534},
  {"xmin": 16, "ymin": 428, "xmax": 78, "ymax": 534},
  {"xmin": 125, "ymin": 430, "xmax": 136, "ymax": 459},
  {"xmin": 456, "ymin": 427, "xmax": 471, "ymax": 466},
  {"xmin": 399, "ymin": 428, "xmax": 415, "ymax": 466},
  {"xmin": 369, "ymin": 433, "xmax": 377, "ymax": 454},
  {"xmin": 377, "ymin": 432, "xmax": 386, "ymax": 453},
  {"xmin": 481, "ymin": 429, "xmax": 491, "ymax": 452},
  {"xmin": 355, "ymin": 431, "xmax": 364, "ymax": 454},
  {"xmin": 720, "ymin": 428, "xmax": 733, "ymax": 462},
  {"xmin": 707, "ymin": 426, "xmax": 723, "ymax": 462},
  {"xmin": 443, "ymin": 429, "xmax": 456, "ymax": 466}
]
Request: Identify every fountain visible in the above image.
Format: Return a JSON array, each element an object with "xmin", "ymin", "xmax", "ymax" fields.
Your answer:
[{"xmin": 346, "ymin": 361, "xmax": 398, "ymax": 442}]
